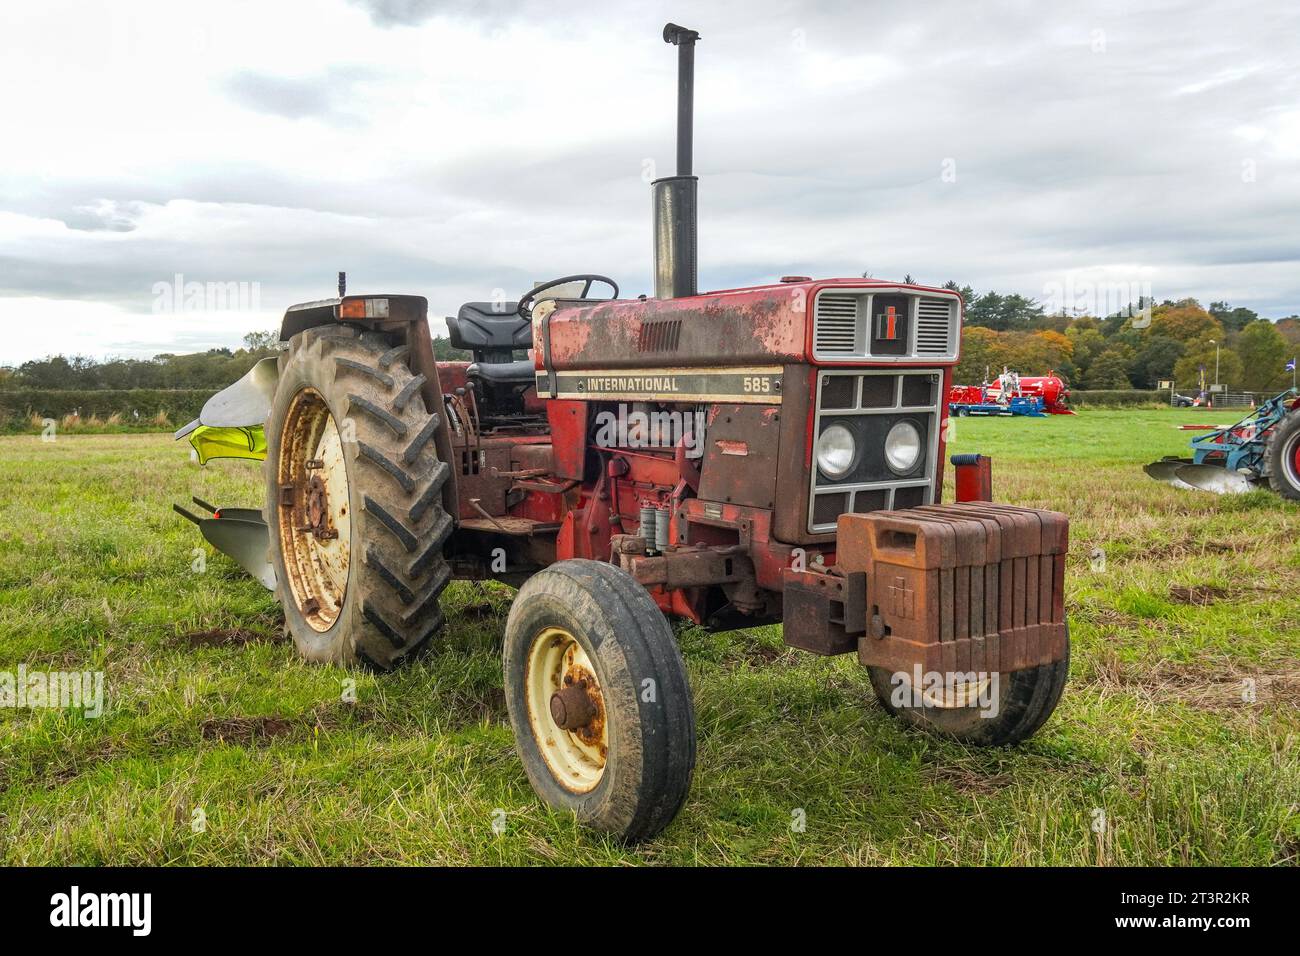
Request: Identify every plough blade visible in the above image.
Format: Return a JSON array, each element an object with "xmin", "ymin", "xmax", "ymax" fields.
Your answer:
[
  {"xmin": 1174, "ymin": 463, "xmax": 1257, "ymax": 495},
  {"xmin": 174, "ymin": 499, "xmax": 275, "ymax": 590},
  {"xmin": 1143, "ymin": 458, "xmax": 1196, "ymax": 490},
  {"xmin": 191, "ymin": 497, "xmax": 264, "ymax": 523}
]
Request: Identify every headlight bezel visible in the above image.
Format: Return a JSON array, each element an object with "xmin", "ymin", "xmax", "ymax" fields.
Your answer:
[
  {"xmin": 815, "ymin": 423, "xmax": 858, "ymax": 480},
  {"xmin": 884, "ymin": 419, "xmax": 923, "ymax": 475}
]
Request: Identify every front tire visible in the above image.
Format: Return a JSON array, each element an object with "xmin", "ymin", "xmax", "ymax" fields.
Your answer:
[
  {"xmin": 868, "ymin": 627, "xmax": 1070, "ymax": 746},
  {"xmin": 503, "ymin": 560, "xmax": 696, "ymax": 842},
  {"xmin": 264, "ymin": 326, "xmax": 453, "ymax": 670}
]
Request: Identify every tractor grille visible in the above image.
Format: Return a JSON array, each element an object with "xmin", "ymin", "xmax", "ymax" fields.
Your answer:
[
  {"xmin": 916, "ymin": 297, "xmax": 956, "ymax": 356},
  {"xmin": 808, "ymin": 369, "xmax": 942, "ymax": 533},
  {"xmin": 813, "ymin": 289, "xmax": 959, "ymax": 362},
  {"xmin": 812, "ymin": 293, "xmax": 859, "ymax": 355}
]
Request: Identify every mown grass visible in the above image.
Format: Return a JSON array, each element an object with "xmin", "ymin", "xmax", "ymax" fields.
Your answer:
[{"xmin": 0, "ymin": 409, "xmax": 1296, "ymax": 865}]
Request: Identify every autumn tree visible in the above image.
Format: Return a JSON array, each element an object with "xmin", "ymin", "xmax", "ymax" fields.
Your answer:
[
  {"xmin": 954, "ymin": 326, "xmax": 1002, "ymax": 383},
  {"xmin": 1149, "ymin": 302, "xmax": 1223, "ymax": 345}
]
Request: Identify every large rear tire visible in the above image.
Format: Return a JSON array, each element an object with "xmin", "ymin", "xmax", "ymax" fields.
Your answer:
[
  {"xmin": 264, "ymin": 326, "xmax": 453, "ymax": 670},
  {"xmin": 1266, "ymin": 407, "xmax": 1300, "ymax": 501},
  {"xmin": 503, "ymin": 560, "xmax": 696, "ymax": 843}
]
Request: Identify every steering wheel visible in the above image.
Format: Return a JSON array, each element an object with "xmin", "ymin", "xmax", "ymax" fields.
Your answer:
[{"xmin": 517, "ymin": 274, "xmax": 619, "ymax": 320}]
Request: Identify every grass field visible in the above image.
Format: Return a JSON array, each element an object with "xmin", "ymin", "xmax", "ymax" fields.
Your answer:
[{"xmin": 0, "ymin": 409, "xmax": 1296, "ymax": 865}]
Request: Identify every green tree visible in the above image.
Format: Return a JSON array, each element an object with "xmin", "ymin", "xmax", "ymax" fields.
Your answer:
[
  {"xmin": 1065, "ymin": 326, "xmax": 1107, "ymax": 379},
  {"xmin": 1235, "ymin": 321, "xmax": 1290, "ymax": 392},
  {"xmin": 1084, "ymin": 345, "xmax": 1136, "ymax": 389},
  {"xmin": 242, "ymin": 330, "xmax": 281, "ymax": 351},
  {"xmin": 1127, "ymin": 336, "xmax": 1185, "ymax": 390},
  {"xmin": 1174, "ymin": 342, "xmax": 1244, "ymax": 392},
  {"xmin": 1208, "ymin": 301, "xmax": 1259, "ymax": 333},
  {"xmin": 432, "ymin": 336, "xmax": 470, "ymax": 361}
]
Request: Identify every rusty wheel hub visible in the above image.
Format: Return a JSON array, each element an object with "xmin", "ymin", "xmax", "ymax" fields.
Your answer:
[
  {"xmin": 525, "ymin": 627, "xmax": 608, "ymax": 793},
  {"xmin": 306, "ymin": 474, "xmax": 330, "ymax": 531},
  {"xmin": 550, "ymin": 677, "xmax": 598, "ymax": 731}
]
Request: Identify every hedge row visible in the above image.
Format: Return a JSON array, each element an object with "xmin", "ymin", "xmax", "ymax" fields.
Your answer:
[
  {"xmin": 1067, "ymin": 389, "xmax": 1167, "ymax": 407},
  {"xmin": 0, "ymin": 389, "xmax": 211, "ymax": 429}
]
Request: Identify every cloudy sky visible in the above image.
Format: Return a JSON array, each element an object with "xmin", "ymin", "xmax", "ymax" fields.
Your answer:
[{"xmin": 2, "ymin": 0, "xmax": 1298, "ymax": 363}]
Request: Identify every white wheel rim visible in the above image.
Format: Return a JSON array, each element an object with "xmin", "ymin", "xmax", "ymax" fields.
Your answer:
[
  {"xmin": 524, "ymin": 626, "xmax": 608, "ymax": 793},
  {"xmin": 276, "ymin": 387, "xmax": 352, "ymax": 632}
]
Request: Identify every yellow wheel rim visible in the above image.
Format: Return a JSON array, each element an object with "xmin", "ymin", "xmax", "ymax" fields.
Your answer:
[
  {"xmin": 894, "ymin": 669, "xmax": 994, "ymax": 709},
  {"xmin": 524, "ymin": 626, "xmax": 609, "ymax": 793}
]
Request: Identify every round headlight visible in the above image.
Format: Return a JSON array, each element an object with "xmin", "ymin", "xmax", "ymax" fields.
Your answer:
[
  {"xmin": 885, "ymin": 421, "xmax": 922, "ymax": 474},
  {"xmin": 816, "ymin": 424, "xmax": 856, "ymax": 479}
]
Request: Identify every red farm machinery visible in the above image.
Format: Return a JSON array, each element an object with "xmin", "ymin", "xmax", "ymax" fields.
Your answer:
[
  {"xmin": 948, "ymin": 371, "xmax": 1075, "ymax": 417},
  {"xmin": 173, "ymin": 24, "xmax": 1073, "ymax": 841}
]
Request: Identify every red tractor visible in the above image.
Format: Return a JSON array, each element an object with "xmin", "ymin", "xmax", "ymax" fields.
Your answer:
[{"xmin": 176, "ymin": 24, "xmax": 1071, "ymax": 842}]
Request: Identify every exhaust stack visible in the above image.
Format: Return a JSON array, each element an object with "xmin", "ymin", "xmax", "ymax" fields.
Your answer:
[{"xmin": 653, "ymin": 23, "xmax": 699, "ymax": 299}]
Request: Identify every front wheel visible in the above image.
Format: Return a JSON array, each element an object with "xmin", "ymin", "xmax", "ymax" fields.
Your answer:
[
  {"xmin": 503, "ymin": 560, "xmax": 696, "ymax": 842},
  {"xmin": 868, "ymin": 627, "xmax": 1069, "ymax": 746}
]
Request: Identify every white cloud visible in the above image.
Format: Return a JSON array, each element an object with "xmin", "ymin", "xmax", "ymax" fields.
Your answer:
[{"xmin": 2, "ymin": 0, "xmax": 1299, "ymax": 364}]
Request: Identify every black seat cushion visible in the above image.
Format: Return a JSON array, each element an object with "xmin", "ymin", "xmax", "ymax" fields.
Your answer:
[
  {"xmin": 448, "ymin": 302, "xmax": 531, "ymax": 353},
  {"xmin": 470, "ymin": 359, "xmax": 536, "ymax": 384}
]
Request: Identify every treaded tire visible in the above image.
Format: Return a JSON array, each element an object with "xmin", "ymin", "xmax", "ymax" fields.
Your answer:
[
  {"xmin": 503, "ymin": 560, "xmax": 696, "ymax": 843},
  {"xmin": 1266, "ymin": 406, "xmax": 1300, "ymax": 501},
  {"xmin": 264, "ymin": 325, "xmax": 452, "ymax": 670},
  {"xmin": 868, "ymin": 626, "xmax": 1070, "ymax": 746}
]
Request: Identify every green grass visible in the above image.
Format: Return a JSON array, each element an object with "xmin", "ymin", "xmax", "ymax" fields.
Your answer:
[{"xmin": 0, "ymin": 410, "xmax": 1296, "ymax": 865}]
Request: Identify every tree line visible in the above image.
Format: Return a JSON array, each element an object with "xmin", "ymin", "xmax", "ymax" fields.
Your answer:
[
  {"xmin": 0, "ymin": 332, "xmax": 470, "ymax": 391},
  {"xmin": 940, "ymin": 284, "xmax": 1300, "ymax": 393}
]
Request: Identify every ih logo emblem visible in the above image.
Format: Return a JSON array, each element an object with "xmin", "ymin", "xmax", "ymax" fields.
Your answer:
[
  {"xmin": 887, "ymin": 575, "xmax": 915, "ymax": 619},
  {"xmin": 877, "ymin": 305, "xmax": 900, "ymax": 340}
]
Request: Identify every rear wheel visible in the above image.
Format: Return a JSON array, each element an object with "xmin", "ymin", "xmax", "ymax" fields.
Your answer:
[
  {"xmin": 868, "ymin": 627, "xmax": 1070, "ymax": 746},
  {"xmin": 1266, "ymin": 408, "xmax": 1300, "ymax": 501},
  {"xmin": 264, "ymin": 326, "xmax": 453, "ymax": 669},
  {"xmin": 503, "ymin": 560, "xmax": 696, "ymax": 842}
]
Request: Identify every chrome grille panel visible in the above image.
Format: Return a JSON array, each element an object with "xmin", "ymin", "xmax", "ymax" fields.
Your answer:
[
  {"xmin": 807, "ymin": 369, "xmax": 942, "ymax": 534},
  {"xmin": 811, "ymin": 288, "xmax": 959, "ymax": 362},
  {"xmin": 813, "ymin": 292, "xmax": 860, "ymax": 355},
  {"xmin": 916, "ymin": 297, "xmax": 956, "ymax": 356}
]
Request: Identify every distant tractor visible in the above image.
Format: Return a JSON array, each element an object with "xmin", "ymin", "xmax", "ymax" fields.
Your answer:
[
  {"xmin": 173, "ymin": 24, "xmax": 1073, "ymax": 841},
  {"xmin": 1145, "ymin": 388, "xmax": 1300, "ymax": 497}
]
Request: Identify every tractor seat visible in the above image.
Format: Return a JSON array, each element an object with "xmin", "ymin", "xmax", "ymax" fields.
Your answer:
[
  {"xmin": 447, "ymin": 302, "xmax": 532, "ymax": 355},
  {"xmin": 470, "ymin": 359, "xmax": 536, "ymax": 384},
  {"xmin": 448, "ymin": 301, "xmax": 535, "ymax": 387}
]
